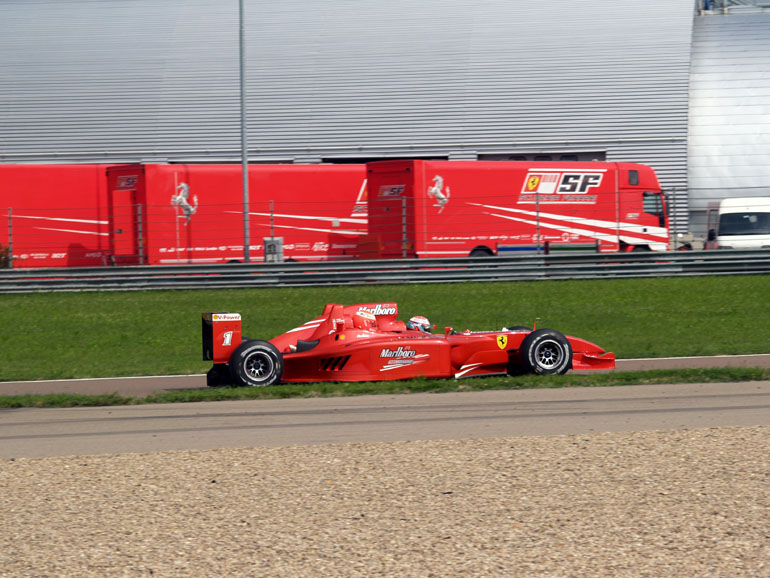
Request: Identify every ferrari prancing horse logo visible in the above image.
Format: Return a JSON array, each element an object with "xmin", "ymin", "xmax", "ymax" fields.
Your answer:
[
  {"xmin": 496, "ymin": 334, "xmax": 508, "ymax": 350},
  {"xmin": 527, "ymin": 176, "xmax": 541, "ymax": 191}
]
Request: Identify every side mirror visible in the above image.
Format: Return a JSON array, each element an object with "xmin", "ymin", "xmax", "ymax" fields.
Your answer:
[{"xmin": 707, "ymin": 229, "xmax": 716, "ymax": 242}]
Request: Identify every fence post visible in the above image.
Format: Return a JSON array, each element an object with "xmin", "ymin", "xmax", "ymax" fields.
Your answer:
[
  {"xmin": 535, "ymin": 190, "xmax": 541, "ymax": 255},
  {"xmin": 401, "ymin": 196, "xmax": 407, "ymax": 259},
  {"xmin": 270, "ymin": 200, "xmax": 275, "ymax": 238},
  {"xmin": 137, "ymin": 204, "xmax": 145, "ymax": 265},
  {"xmin": 7, "ymin": 207, "xmax": 12, "ymax": 269},
  {"xmin": 669, "ymin": 188, "xmax": 678, "ymax": 251}
]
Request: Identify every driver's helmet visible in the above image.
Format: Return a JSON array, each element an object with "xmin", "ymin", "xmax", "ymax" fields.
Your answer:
[
  {"xmin": 352, "ymin": 309, "xmax": 377, "ymax": 330},
  {"xmin": 407, "ymin": 315, "xmax": 431, "ymax": 333}
]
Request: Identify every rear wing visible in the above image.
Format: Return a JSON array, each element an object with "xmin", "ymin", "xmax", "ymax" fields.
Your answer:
[{"xmin": 202, "ymin": 313, "xmax": 242, "ymax": 363}]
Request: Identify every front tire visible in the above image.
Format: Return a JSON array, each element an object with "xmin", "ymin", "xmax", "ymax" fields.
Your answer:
[
  {"xmin": 229, "ymin": 340, "xmax": 284, "ymax": 387},
  {"xmin": 518, "ymin": 329, "xmax": 572, "ymax": 375}
]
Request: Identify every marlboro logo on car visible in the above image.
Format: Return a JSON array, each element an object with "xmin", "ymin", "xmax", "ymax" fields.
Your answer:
[{"xmin": 379, "ymin": 347, "xmax": 416, "ymax": 359}]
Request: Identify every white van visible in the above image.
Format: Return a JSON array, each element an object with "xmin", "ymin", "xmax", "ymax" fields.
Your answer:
[{"xmin": 705, "ymin": 197, "xmax": 770, "ymax": 249}]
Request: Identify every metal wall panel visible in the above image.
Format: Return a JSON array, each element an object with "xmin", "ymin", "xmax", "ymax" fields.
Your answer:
[
  {"xmin": 0, "ymin": 0, "xmax": 694, "ymax": 230},
  {"xmin": 688, "ymin": 11, "xmax": 770, "ymax": 232}
]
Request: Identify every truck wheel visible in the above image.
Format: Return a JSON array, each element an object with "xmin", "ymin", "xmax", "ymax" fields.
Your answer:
[
  {"xmin": 518, "ymin": 329, "xmax": 572, "ymax": 375},
  {"xmin": 229, "ymin": 340, "xmax": 284, "ymax": 387},
  {"xmin": 469, "ymin": 246, "xmax": 494, "ymax": 257}
]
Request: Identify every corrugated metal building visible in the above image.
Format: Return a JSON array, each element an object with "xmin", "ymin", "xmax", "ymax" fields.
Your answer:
[
  {"xmin": 688, "ymin": 4, "xmax": 770, "ymax": 233},
  {"xmin": 2, "ymin": 0, "xmax": 766, "ymax": 234}
]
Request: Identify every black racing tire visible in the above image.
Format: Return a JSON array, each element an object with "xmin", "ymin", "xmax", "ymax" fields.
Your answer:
[
  {"xmin": 228, "ymin": 340, "xmax": 284, "ymax": 387},
  {"xmin": 518, "ymin": 329, "xmax": 572, "ymax": 375}
]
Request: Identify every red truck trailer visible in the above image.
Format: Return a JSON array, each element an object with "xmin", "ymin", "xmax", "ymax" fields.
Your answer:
[
  {"xmin": 105, "ymin": 164, "xmax": 367, "ymax": 265},
  {"xmin": 2, "ymin": 163, "xmax": 367, "ymax": 268},
  {"xmin": 0, "ymin": 164, "xmax": 111, "ymax": 268},
  {"xmin": 2, "ymin": 159, "xmax": 669, "ymax": 268},
  {"xmin": 363, "ymin": 160, "xmax": 669, "ymax": 258}
]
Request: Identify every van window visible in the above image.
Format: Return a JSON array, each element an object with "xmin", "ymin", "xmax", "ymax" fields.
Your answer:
[{"xmin": 718, "ymin": 212, "xmax": 770, "ymax": 236}]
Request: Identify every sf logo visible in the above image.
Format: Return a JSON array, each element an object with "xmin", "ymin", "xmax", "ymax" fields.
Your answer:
[{"xmin": 496, "ymin": 335, "xmax": 508, "ymax": 350}]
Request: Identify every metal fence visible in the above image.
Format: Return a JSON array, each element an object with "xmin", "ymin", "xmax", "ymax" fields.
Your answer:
[
  {"xmin": 1, "ymin": 250, "xmax": 768, "ymax": 293},
  {"xmin": 0, "ymin": 193, "xmax": 711, "ymax": 269}
]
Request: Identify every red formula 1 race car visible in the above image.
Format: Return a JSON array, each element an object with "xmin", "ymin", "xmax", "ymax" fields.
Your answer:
[{"xmin": 202, "ymin": 303, "xmax": 615, "ymax": 387}]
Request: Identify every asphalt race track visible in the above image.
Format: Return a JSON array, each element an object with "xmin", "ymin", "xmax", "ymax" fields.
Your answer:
[
  {"xmin": 1, "ymin": 355, "xmax": 769, "ymax": 459},
  {"xmin": 1, "ymin": 354, "xmax": 768, "ymax": 398}
]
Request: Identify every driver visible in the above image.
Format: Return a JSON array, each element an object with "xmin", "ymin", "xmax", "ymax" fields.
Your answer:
[{"xmin": 406, "ymin": 315, "xmax": 431, "ymax": 333}]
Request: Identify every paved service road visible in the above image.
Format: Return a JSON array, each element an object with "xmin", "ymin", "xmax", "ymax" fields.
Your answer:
[
  {"xmin": 2, "ymin": 354, "xmax": 769, "ymax": 459},
  {"xmin": 2, "ymin": 381, "xmax": 769, "ymax": 459}
]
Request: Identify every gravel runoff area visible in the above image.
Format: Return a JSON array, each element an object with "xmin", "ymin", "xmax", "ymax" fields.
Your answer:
[{"xmin": 1, "ymin": 427, "xmax": 768, "ymax": 577}]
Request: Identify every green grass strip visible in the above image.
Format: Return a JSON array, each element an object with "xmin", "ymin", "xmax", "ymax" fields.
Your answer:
[{"xmin": 1, "ymin": 275, "xmax": 769, "ymax": 383}]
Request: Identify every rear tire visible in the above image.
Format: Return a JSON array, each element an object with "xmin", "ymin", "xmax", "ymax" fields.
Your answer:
[
  {"xmin": 229, "ymin": 340, "xmax": 284, "ymax": 387},
  {"xmin": 518, "ymin": 329, "xmax": 572, "ymax": 375}
]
